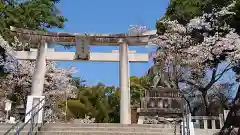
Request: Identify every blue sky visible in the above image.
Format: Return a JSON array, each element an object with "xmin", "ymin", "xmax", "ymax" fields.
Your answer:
[{"xmin": 53, "ymin": 0, "xmax": 169, "ymax": 86}]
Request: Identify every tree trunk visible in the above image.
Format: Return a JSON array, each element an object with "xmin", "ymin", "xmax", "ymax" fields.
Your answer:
[
  {"xmin": 202, "ymin": 91, "xmax": 210, "ymax": 116},
  {"xmin": 183, "ymin": 96, "xmax": 193, "ymax": 114},
  {"xmin": 219, "ymin": 84, "xmax": 240, "ymax": 135}
]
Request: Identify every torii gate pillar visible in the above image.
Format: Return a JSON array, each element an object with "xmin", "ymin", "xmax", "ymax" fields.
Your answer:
[
  {"xmin": 119, "ymin": 40, "xmax": 131, "ymax": 124},
  {"xmin": 31, "ymin": 42, "xmax": 47, "ymax": 96},
  {"xmin": 25, "ymin": 42, "xmax": 47, "ymax": 123}
]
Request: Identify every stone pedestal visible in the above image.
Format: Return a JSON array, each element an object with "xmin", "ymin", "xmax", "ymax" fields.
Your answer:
[
  {"xmin": 137, "ymin": 87, "xmax": 183, "ymax": 124},
  {"xmin": 25, "ymin": 96, "xmax": 45, "ymax": 124}
]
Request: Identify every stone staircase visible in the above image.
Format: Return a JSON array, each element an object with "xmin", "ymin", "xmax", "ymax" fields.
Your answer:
[
  {"xmin": 39, "ymin": 123, "xmax": 181, "ymax": 135},
  {"xmin": 0, "ymin": 123, "xmax": 181, "ymax": 135},
  {"xmin": 0, "ymin": 123, "xmax": 36, "ymax": 135}
]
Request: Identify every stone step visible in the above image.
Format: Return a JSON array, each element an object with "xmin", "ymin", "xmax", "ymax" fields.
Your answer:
[
  {"xmin": 0, "ymin": 128, "xmax": 30, "ymax": 132},
  {"xmin": 0, "ymin": 124, "xmax": 40, "ymax": 131},
  {"xmin": 0, "ymin": 123, "xmax": 181, "ymax": 135},
  {"xmin": 0, "ymin": 127, "xmax": 32, "ymax": 132},
  {"xmin": 0, "ymin": 131, "xmax": 180, "ymax": 135},
  {"xmin": 0, "ymin": 129, "xmax": 38, "ymax": 135},
  {"xmin": 0, "ymin": 125, "xmax": 40, "ymax": 134},
  {"xmin": 41, "ymin": 127, "xmax": 180, "ymax": 133},
  {"xmin": 0, "ymin": 124, "xmax": 16, "ymax": 128},
  {"xmin": 44, "ymin": 123, "xmax": 180, "ymax": 128},
  {"xmin": 0, "ymin": 131, "xmax": 37, "ymax": 135},
  {"xmin": 194, "ymin": 129, "xmax": 219, "ymax": 135},
  {"xmin": 0, "ymin": 124, "xmax": 31, "ymax": 128},
  {"xmin": 38, "ymin": 131, "xmax": 180, "ymax": 135}
]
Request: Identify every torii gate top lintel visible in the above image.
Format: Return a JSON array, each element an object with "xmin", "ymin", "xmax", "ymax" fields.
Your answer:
[{"xmin": 10, "ymin": 26, "xmax": 157, "ymax": 46}]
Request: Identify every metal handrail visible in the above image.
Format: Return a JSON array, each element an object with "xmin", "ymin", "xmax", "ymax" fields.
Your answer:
[{"xmin": 4, "ymin": 98, "xmax": 45, "ymax": 135}]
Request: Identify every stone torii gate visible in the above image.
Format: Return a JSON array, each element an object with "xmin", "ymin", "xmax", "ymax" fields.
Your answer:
[{"xmin": 9, "ymin": 27, "xmax": 157, "ymax": 124}]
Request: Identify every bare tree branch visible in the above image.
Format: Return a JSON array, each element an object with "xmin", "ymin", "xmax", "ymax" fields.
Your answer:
[
  {"xmin": 204, "ymin": 62, "xmax": 232, "ymax": 91},
  {"xmin": 179, "ymin": 79, "xmax": 203, "ymax": 89}
]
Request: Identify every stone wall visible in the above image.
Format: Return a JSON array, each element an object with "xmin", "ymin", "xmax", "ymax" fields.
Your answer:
[{"xmin": 131, "ymin": 108, "xmax": 138, "ymax": 124}]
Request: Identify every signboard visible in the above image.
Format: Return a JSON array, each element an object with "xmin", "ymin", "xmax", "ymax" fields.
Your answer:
[
  {"xmin": 139, "ymin": 87, "xmax": 183, "ymax": 116},
  {"xmin": 148, "ymin": 90, "xmax": 182, "ymax": 98},
  {"xmin": 147, "ymin": 98, "xmax": 181, "ymax": 108},
  {"xmin": 75, "ymin": 37, "xmax": 90, "ymax": 60},
  {"xmin": 4, "ymin": 100, "xmax": 12, "ymax": 111}
]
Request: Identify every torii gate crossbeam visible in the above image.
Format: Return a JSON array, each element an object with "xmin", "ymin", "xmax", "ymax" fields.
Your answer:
[{"xmin": 13, "ymin": 51, "xmax": 149, "ymax": 62}]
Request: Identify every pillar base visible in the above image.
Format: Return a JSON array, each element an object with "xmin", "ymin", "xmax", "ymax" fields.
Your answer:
[
  {"xmin": 137, "ymin": 116, "xmax": 145, "ymax": 124},
  {"xmin": 25, "ymin": 96, "xmax": 45, "ymax": 124}
]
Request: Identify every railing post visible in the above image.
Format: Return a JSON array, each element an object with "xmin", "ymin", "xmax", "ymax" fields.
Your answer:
[
  {"xmin": 29, "ymin": 114, "xmax": 34, "ymax": 135},
  {"xmin": 181, "ymin": 102, "xmax": 187, "ymax": 135},
  {"xmin": 186, "ymin": 114, "xmax": 190, "ymax": 134},
  {"xmin": 223, "ymin": 110, "xmax": 229, "ymax": 121},
  {"xmin": 203, "ymin": 116, "xmax": 208, "ymax": 129},
  {"xmin": 187, "ymin": 113, "xmax": 195, "ymax": 135},
  {"xmin": 211, "ymin": 119, "xmax": 216, "ymax": 129},
  {"xmin": 181, "ymin": 115, "xmax": 186, "ymax": 135},
  {"xmin": 219, "ymin": 114, "xmax": 224, "ymax": 128}
]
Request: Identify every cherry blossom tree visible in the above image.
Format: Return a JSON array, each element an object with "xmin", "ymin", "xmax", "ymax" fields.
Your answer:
[
  {"xmin": 128, "ymin": 25, "xmax": 148, "ymax": 36},
  {"xmin": 149, "ymin": 1, "xmax": 240, "ymax": 133},
  {"xmin": 0, "ymin": 35, "xmax": 77, "ymax": 121},
  {"xmin": 150, "ymin": 0, "xmax": 238, "ymax": 108}
]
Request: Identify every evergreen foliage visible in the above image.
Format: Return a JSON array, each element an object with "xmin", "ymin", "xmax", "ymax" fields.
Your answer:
[
  {"xmin": 158, "ymin": 0, "xmax": 240, "ymax": 34},
  {"xmin": 0, "ymin": 0, "xmax": 67, "ymax": 41},
  {"xmin": 60, "ymin": 76, "xmax": 149, "ymax": 123}
]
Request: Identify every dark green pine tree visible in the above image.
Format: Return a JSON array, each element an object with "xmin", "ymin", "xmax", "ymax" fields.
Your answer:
[
  {"xmin": 0, "ymin": 0, "xmax": 67, "ymax": 41},
  {"xmin": 0, "ymin": 0, "xmax": 67, "ymax": 74}
]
